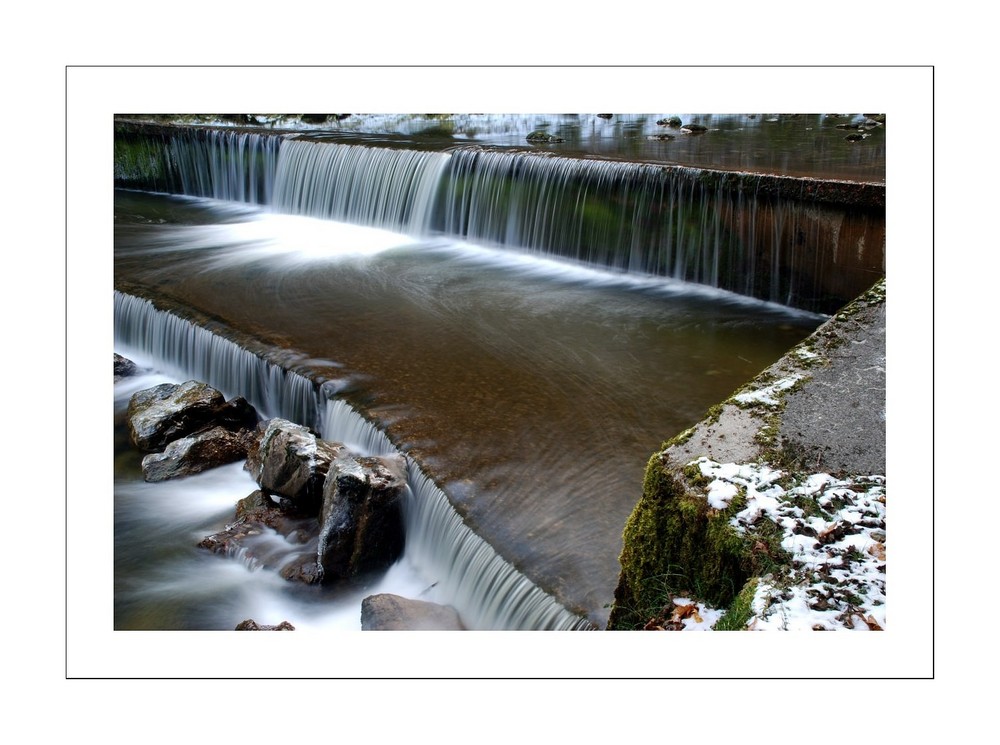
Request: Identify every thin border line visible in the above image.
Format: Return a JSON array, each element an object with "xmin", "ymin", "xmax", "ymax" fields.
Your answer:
[{"xmin": 70, "ymin": 64, "xmax": 930, "ymax": 681}]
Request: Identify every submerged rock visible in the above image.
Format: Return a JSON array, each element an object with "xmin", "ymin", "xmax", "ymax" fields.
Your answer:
[
  {"xmin": 235, "ymin": 619, "xmax": 295, "ymax": 630},
  {"xmin": 126, "ymin": 380, "xmax": 258, "ymax": 452},
  {"xmin": 317, "ymin": 453, "xmax": 407, "ymax": 582},
  {"xmin": 361, "ymin": 593, "xmax": 465, "ymax": 630},
  {"xmin": 526, "ymin": 130, "xmax": 564, "ymax": 143},
  {"xmin": 199, "ymin": 490, "xmax": 321, "ymax": 580},
  {"xmin": 141, "ymin": 426, "xmax": 252, "ymax": 482},
  {"xmin": 681, "ymin": 123, "xmax": 707, "ymax": 133},
  {"xmin": 247, "ymin": 418, "xmax": 344, "ymax": 507},
  {"xmin": 114, "ymin": 353, "xmax": 137, "ymax": 381}
]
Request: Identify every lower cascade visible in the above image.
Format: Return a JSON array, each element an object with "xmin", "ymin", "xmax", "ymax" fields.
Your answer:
[{"xmin": 115, "ymin": 290, "xmax": 592, "ymax": 630}]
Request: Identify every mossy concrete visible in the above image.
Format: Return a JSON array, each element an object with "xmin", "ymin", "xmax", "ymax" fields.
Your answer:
[{"xmin": 607, "ymin": 278, "xmax": 886, "ymax": 630}]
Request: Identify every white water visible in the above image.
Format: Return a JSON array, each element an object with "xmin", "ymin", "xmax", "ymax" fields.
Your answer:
[
  {"xmin": 121, "ymin": 127, "xmax": 878, "ymax": 313},
  {"xmin": 272, "ymin": 139, "xmax": 451, "ymax": 232},
  {"xmin": 170, "ymin": 129, "xmax": 282, "ymax": 204}
]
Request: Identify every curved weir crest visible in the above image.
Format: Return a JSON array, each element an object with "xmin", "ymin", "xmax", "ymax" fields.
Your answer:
[
  {"xmin": 114, "ymin": 291, "xmax": 592, "ymax": 630},
  {"xmin": 115, "ymin": 125, "xmax": 884, "ymax": 314}
]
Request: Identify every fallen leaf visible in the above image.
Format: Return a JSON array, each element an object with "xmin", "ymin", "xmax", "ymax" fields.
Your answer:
[
  {"xmin": 674, "ymin": 603, "xmax": 698, "ymax": 620},
  {"xmin": 868, "ymin": 543, "xmax": 886, "ymax": 561}
]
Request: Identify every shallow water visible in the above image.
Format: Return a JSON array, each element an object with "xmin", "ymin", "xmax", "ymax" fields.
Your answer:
[
  {"xmin": 114, "ymin": 190, "xmax": 822, "ymax": 626},
  {"xmin": 137, "ymin": 113, "xmax": 886, "ymax": 182}
]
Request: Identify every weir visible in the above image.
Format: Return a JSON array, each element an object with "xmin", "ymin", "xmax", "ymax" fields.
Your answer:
[
  {"xmin": 115, "ymin": 122, "xmax": 884, "ymax": 314},
  {"xmin": 115, "ymin": 289, "xmax": 592, "ymax": 629},
  {"xmin": 113, "ymin": 117, "xmax": 883, "ymax": 630}
]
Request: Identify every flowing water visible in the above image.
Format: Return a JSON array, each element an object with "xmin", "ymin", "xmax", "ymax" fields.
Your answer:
[{"xmin": 112, "ymin": 121, "xmax": 877, "ymax": 630}]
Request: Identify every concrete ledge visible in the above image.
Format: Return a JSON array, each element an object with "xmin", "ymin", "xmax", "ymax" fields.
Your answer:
[{"xmin": 608, "ymin": 279, "xmax": 886, "ymax": 630}]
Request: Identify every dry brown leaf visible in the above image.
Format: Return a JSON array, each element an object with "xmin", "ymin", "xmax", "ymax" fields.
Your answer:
[
  {"xmin": 862, "ymin": 614, "xmax": 883, "ymax": 631},
  {"xmin": 868, "ymin": 542, "xmax": 886, "ymax": 561},
  {"xmin": 674, "ymin": 603, "xmax": 698, "ymax": 620}
]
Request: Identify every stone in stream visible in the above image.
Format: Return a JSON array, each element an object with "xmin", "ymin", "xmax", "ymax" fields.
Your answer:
[
  {"xmin": 246, "ymin": 418, "xmax": 345, "ymax": 508},
  {"xmin": 235, "ymin": 619, "xmax": 295, "ymax": 630},
  {"xmin": 317, "ymin": 453, "xmax": 407, "ymax": 582},
  {"xmin": 114, "ymin": 353, "xmax": 137, "ymax": 381},
  {"xmin": 199, "ymin": 490, "xmax": 321, "ymax": 582},
  {"xmin": 126, "ymin": 380, "xmax": 258, "ymax": 452},
  {"xmin": 141, "ymin": 426, "xmax": 253, "ymax": 482},
  {"xmin": 361, "ymin": 593, "xmax": 465, "ymax": 630}
]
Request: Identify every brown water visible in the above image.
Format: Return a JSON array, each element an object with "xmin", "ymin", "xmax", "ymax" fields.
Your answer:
[{"xmin": 115, "ymin": 189, "xmax": 822, "ymax": 623}]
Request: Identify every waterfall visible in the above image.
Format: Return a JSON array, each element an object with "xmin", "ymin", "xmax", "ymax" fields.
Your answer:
[
  {"xmin": 402, "ymin": 468, "xmax": 592, "ymax": 630},
  {"xmin": 271, "ymin": 139, "xmax": 451, "ymax": 232},
  {"xmin": 114, "ymin": 292, "xmax": 321, "ymax": 428},
  {"xmin": 115, "ymin": 124, "xmax": 885, "ymax": 313},
  {"xmin": 114, "ymin": 125, "xmax": 283, "ymax": 204},
  {"xmin": 114, "ymin": 290, "xmax": 593, "ymax": 630},
  {"xmin": 169, "ymin": 129, "xmax": 282, "ymax": 204}
]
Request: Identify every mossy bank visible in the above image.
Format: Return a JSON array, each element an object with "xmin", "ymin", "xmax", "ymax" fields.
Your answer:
[{"xmin": 608, "ymin": 278, "xmax": 886, "ymax": 631}]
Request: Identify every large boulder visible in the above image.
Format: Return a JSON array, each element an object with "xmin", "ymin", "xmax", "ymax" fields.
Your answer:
[
  {"xmin": 246, "ymin": 418, "xmax": 344, "ymax": 507},
  {"xmin": 126, "ymin": 381, "xmax": 258, "ymax": 452},
  {"xmin": 361, "ymin": 594, "xmax": 465, "ymax": 630},
  {"xmin": 141, "ymin": 426, "xmax": 253, "ymax": 482},
  {"xmin": 317, "ymin": 453, "xmax": 407, "ymax": 582}
]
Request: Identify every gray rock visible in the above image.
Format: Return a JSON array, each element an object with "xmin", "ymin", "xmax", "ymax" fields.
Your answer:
[
  {"xmin": 317, "ymin": 453, "xmax": 407, "ymax": 582},
  {"xmin": 235, "ymin": 619, "xmax": 295, "ymax": 630},
  {"xmin": 114, "ymin": 353, "xmax": 137, "ymax": 381},
  {"xmin": 126, "ymin": 380, "xmax": 257, "ymax": 451},
  {"xmin": 199, "ymin": 490, "xmax": 321, "ymax": 581},
  {"xmin": 361, "ymin": 593, "xmax": 465, "ymax": 630},
  {"xmin": 141, "ymin": 426, "xmax": 251, "ymax": 482},
  {"xmin": 526, "ymin": 130, "xmax": 564, "ymax": 143},
  {"xmin": 247, "ymin": 418, "xmax": 344, "ymax": 506}
]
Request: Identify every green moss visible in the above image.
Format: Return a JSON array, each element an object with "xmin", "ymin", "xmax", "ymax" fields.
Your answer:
[
  {"xmin": 713, "ymin": 577, "xmax": 758, "ymax": 630},
  {"xmin": 608, "ymin": 455, "xmax": 760, "ymax": 630}
]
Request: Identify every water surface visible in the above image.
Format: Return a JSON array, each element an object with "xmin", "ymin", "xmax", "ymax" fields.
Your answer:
[{"xmin": 115, "ymin": 190, "xmax": 821, "ymax": 625}]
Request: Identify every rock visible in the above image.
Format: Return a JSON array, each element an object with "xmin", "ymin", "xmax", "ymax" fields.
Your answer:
[
  {"xmin": 114, "ymin": 353, "xmax": 137, "ymax": 381},
  {"xmin": 657, "ymin": 116, "xmax": 682, "ymax": 127},
  {"xmin": 126, "ymin": 380, "xmax": 258, "ymax": 452},
  {"xmin": 681, "ymin": 123, "xmax": 707, "ymax": 133},
  {"xmin": 844, "ymin": 133, "xmax": 867, "ymax": 142},
  {"xmin": 300, "ymin": 114, "xmax": 328, "ymax": 124},
  {"xmin": 213, "ymin": 396, "xmax": 259, "ymax": 433},
  {"xmin": 235, "ymin": 619, "xmax": 295, "ymax": 630},
  {"xmin": 317, "ymin": 453, "xmax": 407, "ymax": 582},
  {"xmin": 141, "ymin": 426, "xmax": 252, "ymax": 482},
  {"xmin": 596, "ymin": 113, "xmax": 613, "ymax": 119},
  {"xmin": 361, "ymin": 594, "xmax": 465, "ymax": 630},
  {"xmin": 247, "ymin": 418, "xmax": 345, "ymax": 506},
  {"xmin": 526, "ymin": 130, "xmax": 564, "ymax": 143},
  {"xmin": 199, "ymin": 490, "xmax": 321, "ymax": 580}
]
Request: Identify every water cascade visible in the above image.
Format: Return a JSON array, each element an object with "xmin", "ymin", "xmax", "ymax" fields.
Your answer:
[
  {"xmin": 115, "ymin": 289, "xmax": 590, "ymax": 630},
  {"xmin": 115, "ymin": 291, "xmax": 321, "ymax": 428},
  {"xmin": 114, "ymin": 124, "xmax": 283, "ymax": 204},
  {"xmin": 272, "ymin": 139, "xmax": 451, "ymax": 232},
  {"xmin": 115, "ymin": 123, "xmax": 884, "ymax": 314},
  {"xmin": 113, "ymin": 119, "xmax": 881, "ymax": 630}
]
